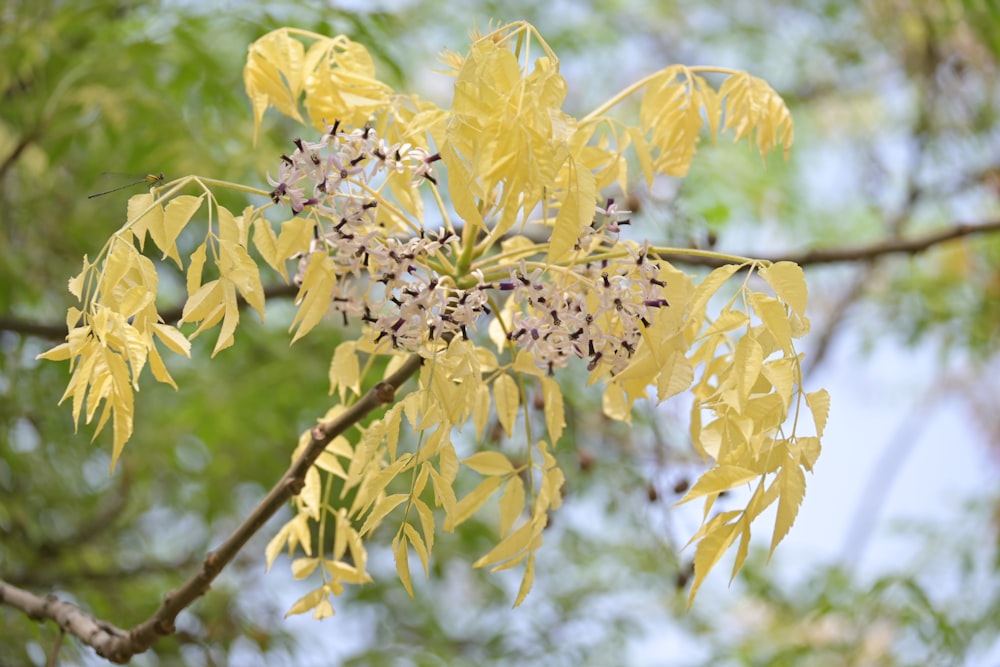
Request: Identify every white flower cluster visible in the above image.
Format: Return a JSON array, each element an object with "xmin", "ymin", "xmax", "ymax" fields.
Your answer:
[{"xmin": 269, "ymin": 125, "xmax": 669, "ymax": 374}]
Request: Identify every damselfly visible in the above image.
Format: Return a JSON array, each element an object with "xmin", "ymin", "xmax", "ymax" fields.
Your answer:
[{"xmin": 88, "ymin": 172, "xmax": 165, "ymax": 199}]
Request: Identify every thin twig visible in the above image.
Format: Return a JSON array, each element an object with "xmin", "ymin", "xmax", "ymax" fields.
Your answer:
[{"xmin": 0, "ymin": 353, "xmax": 423, "ymax": 663}]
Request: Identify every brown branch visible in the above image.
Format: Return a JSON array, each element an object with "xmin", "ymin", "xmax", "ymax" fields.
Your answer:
[
  {"xmin": 0, "ymin": 353, "xmax": 424, "ymax": 664},
  {"xmin": 662, "ymin": 219, "xmax": 1000, "ymax": 267}
]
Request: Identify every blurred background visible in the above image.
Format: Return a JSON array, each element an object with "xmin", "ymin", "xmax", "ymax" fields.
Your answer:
[{"xmin": 1, "ymin": 0, "xmax": 998, "ymax": 665}]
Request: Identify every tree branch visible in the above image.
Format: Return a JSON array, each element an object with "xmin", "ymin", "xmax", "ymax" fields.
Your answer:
[
  {"xmin": 0, "ymin": 353, "xmax": 424, "ymax": 664},
  {"xmin": 661, "ymin": 218, "xmax": 1000, "ymax": 267}
]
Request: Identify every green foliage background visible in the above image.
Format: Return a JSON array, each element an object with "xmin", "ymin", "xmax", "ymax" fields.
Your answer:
[{"xmin": 2, "ymin": 0, "xmax": 998, "ymax": 665}]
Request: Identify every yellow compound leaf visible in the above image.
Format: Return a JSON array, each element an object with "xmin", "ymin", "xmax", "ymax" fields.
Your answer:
[
  {"xmin": 805, "ymin": 389, "xmax": 831, "ymax": 438},
  {"xmin": 392, "ymin": 534, "xmax": 414, "ymax": 597},
  {"xmin": 472, "ymin": 383, "xmax": 491, "ymax": 441},
  {"xmin": 302, "ymin": 37, "xmax": 393, "ymax": 130},
  {"xmin": 540, "ymin": 377, "xmax": 565, "ymax": 443},
  {"xmin": 719, "ymin": 72, "xmax": 794, "ymax": 160},
  {"xmin": 414, "ymin": 498, "xmax": 435, "ymax": 559},
  {"xmin": 493, "ymin": 373, "xmax": 519, "ymax": 438},
  {"xmin": 769, "ymin": 463, "xmax": 806, "ymax": 558},
  {"xmin": 147, "ymin": 344, "xmax": 176, "ymax": 389},
  {"xmin": 464, "ymin": 451, "xmax": 515, "ymax": 476},
  {"xmin": 759, "ymin": 261, "xmax": 808, "ymax": 317},
  {"xmin": 761, "ymin": 357, "xmax": 796, "ymax": 410},
  {"xmin": 186, "ymin": 242, "xmax": 208, "ymax": 299},
  {"xmin": 499, "ymin": 476, "xmax": 526, "ymax": 536},
  {"xmin": 290, "ymin": 253, "xmax": 337, "ymax": 343}
]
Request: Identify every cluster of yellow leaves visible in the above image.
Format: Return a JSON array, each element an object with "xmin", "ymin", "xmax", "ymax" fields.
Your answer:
[
  {"xmin": 43, "ymin": 20, "xmax": 821, "ymax": 614},
  {"xmin": 270, "ymin": 338, "xmax": 566, "ymax": 615}
]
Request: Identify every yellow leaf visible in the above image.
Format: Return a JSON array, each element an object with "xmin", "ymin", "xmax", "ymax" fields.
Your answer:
[
  {"xmin": 218, "ymin": 239, "xmax": 266, "ymax": 320},
  {"xmin": 686, "ymin": 264, "xmax": 740, "ymax": 339},
  {"xmin": 540, "ymin": 377, "xmax": 565, "ymax": 443},
  {"xmin": 797, "ymin": 436, "xmax": 822, "ymax": 472},
  {"xmin": 499, "ymin": 476, "xmax": 526, "ymax": 536},
  {"xmin": 151, "ymin": 323, "xmax": 191, "ymax": 357},
  {"xmin": 392, "ymin": 534, "xmax": 414, "ymax": 597},
  {"xmin": 759, "ymin": 261, "xmax": 808, "ymax": 317},
  {"xmin": 473, "ymin": 383, "xmax": 491, "ymax": 440},
  {"xmin": 493, "ymin": 373, "xmax": 519, "ymax": 438},
  {"xmin": 687, "ymin": 512, "xmax": 741, "ymax": 605},
  {"xmin": 699, "ymin": 308, "xmax": 748, "ymax": 340},
  {"xmin": 656, "ymin": 348, "xmax": 694, "ymax": 402},
  {"xmin": 449, "ymin": 476, "xmax": 504, "ymax": 529},
  {"xmin": 285, "ymin": 588, "xmax": 325, "ymax": 618},
  {"xmin": 548, "ymin": 154, "xmax": 596, "ymax": 262},
  {"xmin": 180, "ymin": 279, "xmax": 223, "ymax": 326},
  {"xmin": 805, "ymin": 389, "xmax": 830, "ymax": 438},
  {"xmin": 769, "ymin": 463, "xmax": 806, "ymax": 558},
  {"xmin": 414, "ymin": 498, "xmax": 435, "ymax": 558},
  {"xmin": 403, "ymin": 523, "xmax": 430, "ymax": 576},
  {"xmin": 734, "ymin": 334, "xmax": 763, "ymax": 409},
  {"xmin": 441, "ymin": 145, "xmax": 486, "ymax": 233},
  {"xmin": 37, "ymin": 343, "xmax": 71, "ymax": 362},
  {"xmin": 312, "ymin": 599, "xmax": 335, "ymax": 620},
  {"xmin": 290, "ymin": 253, "xmax": 337, "ymax": 343},
  {"xmin": 291, "ymin": 557, "xmax": 320, "ymax": 580},
  {"xmin": 761, "ymin": 357, "xmax": 795, "ymax": 410},
  {"xmin": 211, "ymin": 280, "xmax": 240, "ymax": 357},
  {"xmin": 299, "ymin": 466, "xmax": 322, "ymax": 520},
  {"xmin": 513, "ymin": 551, "xmax": 536, "ymax": 607},
  {"xmin": 464, "ymin": 451, "xmax": 514, "ymax": 476},
  {"xmin": 147, "ymin": 344, "xmax": 176, "ymax": 389},
  {"xmin": 359, "ymin": 493, "xmax": 408, "ymax": 536},
  {"xmin": 160, "ymin": 195, "xmax": 204, "ymax": 268},
  {"xmin": 244, "ymin": 29, "xmax": 308, "ymax": 140},
  {"xmin": 601, "ymin": 383, "xmax": 630, "ymax": 423},
  {"xmin": 677, "ymin": 465, "xmax": 760, "ymax": 505},
  {"xmin": 473, "ymin": 518, "xmax": 537, "ymax": 569},
  {"xmin": 329, "ymin": 341, "xmax": 361, "ymax": 401},
  {"xmin": 253, "ymin": 217, "xmax": 285, "ymax": 279},
  {"xmin": 748, "ymin": 292, "xmax": 793, "ymax": 354},
  {"xmin": 218, "ymin": 205, "xmax": 242, "ymax": 244},
  {"xmin": 276, "ymin": 217, "xmax": 315, "ymax": 264}
]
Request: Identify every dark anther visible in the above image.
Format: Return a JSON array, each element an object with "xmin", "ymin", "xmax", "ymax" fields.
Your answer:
[
  {"xmin": 330, "ymin": 119, "xmax": 341, "ymax": 135},
  {"xmin": 311, "ymin": 152, "xmax": 321, "ymax": 165},
  {"xmin": 351, "ymin": 154, "xmax": 366, "ymax": 166},
  {"xmin": 650, "ymin": 278, "xmax": 667, "ymax": 287},
  {"xmin": 363, "ymin": 200, "xmax": 378, "ymax": 209},
  {"xmin": 587, "ymin": 352, "xmax": 602, "ymax": 371},
  {"xmin": 340, "ymin": 168, "xmax": 349, "ymax": 179},
  {"xmin": 293, "ymin": 137, "xmax": 304, "ymax": 152},
  {"xmin": 280, "ymin": 154, "xmax": 294, "ymax": 166},
  {"xmin": 423, "ymin": 173, "xmax": 438, "ymax": 185},
  {"xmin": 362, "ymin": 125, "xmax": 372, "ymax": 139},
  {"xmin": 569, "ymin": 328, "xmax": 584, "ymax": 341},
  {"xmin": 395, "ymin": 148, "xmax": 402, "ymax": 161},
  {"xmin": 374, "ymin": 148, "xmax": 386, "ymax": 160},
  {"xmin": 602, "ymin": 272, "xmax": 611, "ymax": 288},
  {"xmin": 550, "ymin": 310, "xmax": 561, "ymax": 325},
  {"xmin": 622, "ymin": 341, "xmax": 635, "ymax": 355}
]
